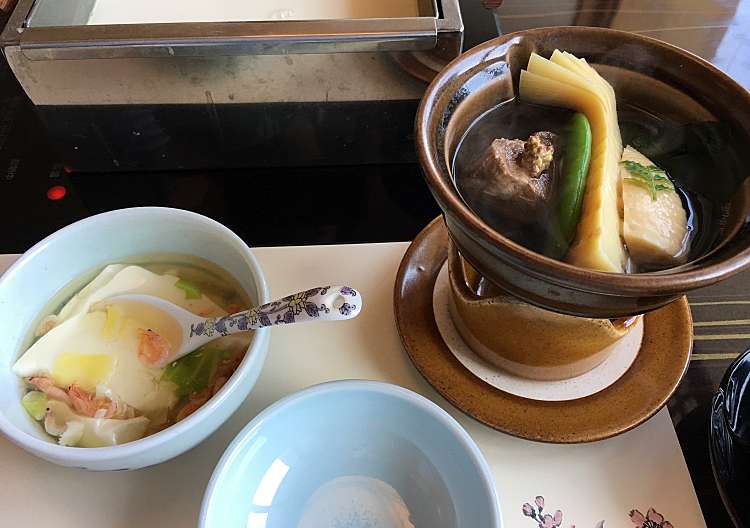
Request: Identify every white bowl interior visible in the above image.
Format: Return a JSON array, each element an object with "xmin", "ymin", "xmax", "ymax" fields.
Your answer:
[
  {"xmin": 201, "ymin": 381, "xmax": 500, "ymax": 527},
  {"xmin": 0, "ymin": 208, "xmax": 267, "ymax": 458}
]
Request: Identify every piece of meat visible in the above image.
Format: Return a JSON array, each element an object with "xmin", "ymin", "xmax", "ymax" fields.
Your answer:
[
  {"xmin": 522, "ymin": 132, "xmax": 555, "ymax": 175},
  {"xmin": 466, "ymin": 132, "xmax": 557, "ymax": 224}
]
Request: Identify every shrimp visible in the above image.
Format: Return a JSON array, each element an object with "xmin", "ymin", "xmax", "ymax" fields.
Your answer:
[
  {"xmin": 44, "ymin": 409, "xmax": 66, "ymax": 437},
  {"xmin": 28, "ymin": 378, "xmax": 115, "ymax": 417},
  {"xmin": 67, "ymin": 384, "xmax": 101, "ymax": 417},
  {"xmin": 27, "ymin": 378, "xmax": 130, "ymax": 419},
  {"xmin": 93, "ymin": 401, "xmax": 120, "ymax": 419},
  {"xmin": 69, "ymin": 384, "xmax": 131, "ymax": 419},
  {"xmin": 174, "ymin": 389, "xmax": 211, "ymax": 422},
  {"xmin": 27, "ymin": 376, "xmax": 71, "ymax": 406},
  {"xmin": 137, "ymin": 328, "xmax": 172, "ymax": 367}
]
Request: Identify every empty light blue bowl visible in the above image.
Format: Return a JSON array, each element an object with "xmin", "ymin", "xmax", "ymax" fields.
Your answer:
[{"xmin": 200, "ymin": 380, "xmax": 501, "ymax": 528}]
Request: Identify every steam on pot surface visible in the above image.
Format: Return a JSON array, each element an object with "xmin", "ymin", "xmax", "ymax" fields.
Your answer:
[{"xmin": 452, "ymin": 50, "xmax": 738, "ymax": 274}]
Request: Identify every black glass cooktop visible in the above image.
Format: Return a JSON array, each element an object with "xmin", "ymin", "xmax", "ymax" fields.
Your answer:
[
  {"xmin": 0, "ymin": 60, "xmax": 441, "ymax": 253},
  {"xmin": 0, "ymin": 0, "xmax": 510, "ymax": 251},
  {"xmin": 0, "ymin": 0, "xmax": 510, "ymax": 252}
]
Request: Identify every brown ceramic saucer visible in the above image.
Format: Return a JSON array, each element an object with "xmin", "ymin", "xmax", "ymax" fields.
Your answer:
[{"xmin": 394, "ymin": 218, "xmax": 693, "ymax": 443}]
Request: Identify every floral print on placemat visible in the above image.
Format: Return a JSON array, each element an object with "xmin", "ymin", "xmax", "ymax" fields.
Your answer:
[
  {"xmin": 522, "ymin": 496, "xmax": 674, "ymax": 528},
  {"xmin": 522, "ymin": 496, "xmax": 568, "ymax": 528},
  {"xmin": 630, "ymin": 508, "xmax": 674, "ymax": 528}
]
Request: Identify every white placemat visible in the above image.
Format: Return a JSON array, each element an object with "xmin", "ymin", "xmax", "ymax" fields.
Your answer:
[{"xmin": 0, "ymin": 247, "xmax": 706, "ymax": 527}]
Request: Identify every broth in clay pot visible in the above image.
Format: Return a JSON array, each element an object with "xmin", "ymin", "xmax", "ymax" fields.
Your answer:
[{"xmin": 417, "ymin": 27, "xmax": 750, "ymax": 318}]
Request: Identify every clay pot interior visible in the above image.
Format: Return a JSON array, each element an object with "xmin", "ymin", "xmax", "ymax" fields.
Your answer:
[{"xmin": 417, "ymin": 27, "xmax": 750, "ymax": 318}]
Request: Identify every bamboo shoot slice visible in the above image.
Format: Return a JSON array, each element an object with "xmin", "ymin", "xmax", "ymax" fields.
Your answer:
[
  {"xmin": 551, "ymin": 51, "xmax": 621, "ymax": 156},
  {"xmin": 519, "ymin": 52, "xmax": 626, "ymax": 272}
]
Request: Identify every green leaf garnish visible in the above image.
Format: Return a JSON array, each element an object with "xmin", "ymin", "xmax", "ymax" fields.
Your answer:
[
  {"xmin": 162, "ymin": 344, "xmax": 221, "ymax": 398},
  {"xmin": 175, "ymin": 278, "xmax": 202, "ymax": 299},
  {"xmin": 621, "ymin": 160, "xmax": 674, "ymax": 201}
]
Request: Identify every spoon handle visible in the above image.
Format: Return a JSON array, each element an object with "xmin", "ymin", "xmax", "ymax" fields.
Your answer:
[{"xmin": 189, "ymin": 285, "xmax": 362, "ymax": 339}]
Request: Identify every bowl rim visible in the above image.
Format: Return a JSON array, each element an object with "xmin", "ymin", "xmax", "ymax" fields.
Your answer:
[
  {"xmin": 198, "ymin": 379, "xmax": 503, "ymax": 527},
  {"xmin": 416, "ymin": 26, "xmax": 750, "ymax": 295},
  {"xmin": 0, "ymin": 206, "xmax": 270, "ymax": 466}
]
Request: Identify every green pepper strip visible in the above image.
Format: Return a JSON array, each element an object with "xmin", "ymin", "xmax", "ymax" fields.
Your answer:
[{"xmin": 547, "ymin": 112, "xmax": 592, "ymax": 258}]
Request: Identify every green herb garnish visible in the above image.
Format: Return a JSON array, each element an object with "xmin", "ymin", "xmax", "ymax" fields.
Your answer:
[
  {"xmin": 162, "ymin": 344, "xmax": 222, "ymax": 398},
  {"xmin": 175, "ymin": 278, "xmax": 202, "ymax": 299},
  {"xmin": 621, "ymin": 160, "xmax": 674, "ymax": 201}
]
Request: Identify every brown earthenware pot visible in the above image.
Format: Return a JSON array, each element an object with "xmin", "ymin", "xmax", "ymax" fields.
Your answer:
[
  {"xmin": 416, "ymin": 26, "xmax": 750, "ymax": 318},
  {"xmin": 447, "ymin": 241, "xmax": 640, "ymax": 380}
]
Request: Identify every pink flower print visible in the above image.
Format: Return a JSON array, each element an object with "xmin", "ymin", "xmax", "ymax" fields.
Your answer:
[
  {"xmin": 540, "ymin": 512, "xmax": 564, "ymax": 528},
  {"xmin": 523, "ymin": 497, "xmax": 564, "ymax": 528},
  {"xmin": 522, "ymin": 496, "xmax": 595, "ymax": 528},
  {"xmin": 630, "ymin": 508, "xmax": 674, "ymax": 528}
]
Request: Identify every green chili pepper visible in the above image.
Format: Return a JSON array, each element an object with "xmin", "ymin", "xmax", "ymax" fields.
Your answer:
[{"xmin": 547, "ymin": 112, "xmax": 592, "ymax": 258}]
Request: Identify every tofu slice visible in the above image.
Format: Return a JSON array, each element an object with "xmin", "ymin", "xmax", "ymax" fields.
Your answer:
[{"xmin": 621, "ymin": 146, "xmax": 688, "ymax": 267}]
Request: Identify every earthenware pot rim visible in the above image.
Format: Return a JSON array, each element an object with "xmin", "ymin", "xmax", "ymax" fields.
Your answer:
[{"xmin": 416, "ymin": 26, "xmax": 750, "ymax": 296}]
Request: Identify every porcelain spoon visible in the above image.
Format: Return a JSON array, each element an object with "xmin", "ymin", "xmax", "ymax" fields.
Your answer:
[{"xmin": 97, "ymin": 285, "xmax": 361, "ymax": 367}]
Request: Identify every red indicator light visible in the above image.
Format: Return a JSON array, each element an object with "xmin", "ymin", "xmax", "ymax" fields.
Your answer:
[{"xmin": 47, "ymin": 185, "xmax": 67, "ymax": 201}]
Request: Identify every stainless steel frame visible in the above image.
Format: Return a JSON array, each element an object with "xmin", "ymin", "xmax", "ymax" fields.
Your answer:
[
  {"xmin": 1, "ymin": 0, "xmax": 463, "ymax": 105},
  {"xmin": 3, "ymin": 0, "xmax": 450, "ymax": 57}
]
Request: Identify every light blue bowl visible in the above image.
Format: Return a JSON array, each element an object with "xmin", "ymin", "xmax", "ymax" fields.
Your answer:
[
  {"xmin": 0, "ymin": 207, "xmax": 270, "ymax": 470},
  {"xmin": 200, "ymin": 380, "xmax": 501, "ymax": 528}
]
